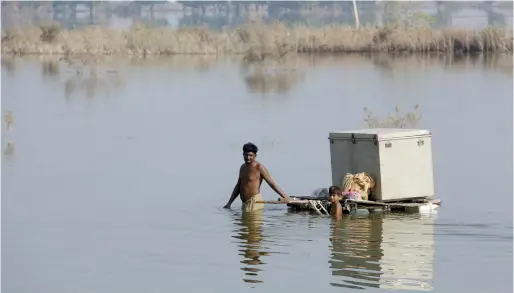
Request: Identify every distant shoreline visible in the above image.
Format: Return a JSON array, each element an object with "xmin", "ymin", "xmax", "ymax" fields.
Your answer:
[{"xmin": 2, "ymin": 23, "xmax": 512, "ymax": 58}]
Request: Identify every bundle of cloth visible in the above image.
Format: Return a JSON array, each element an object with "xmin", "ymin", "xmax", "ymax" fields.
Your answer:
[{"xmin": 341, "ymin": 172, "xmax": 376, "ymax": 201}]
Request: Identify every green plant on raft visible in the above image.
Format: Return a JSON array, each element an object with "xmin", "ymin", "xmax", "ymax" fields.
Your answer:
[{"xmin": 363, "ymin": 105, "xmax": 421, "ymax": 128}]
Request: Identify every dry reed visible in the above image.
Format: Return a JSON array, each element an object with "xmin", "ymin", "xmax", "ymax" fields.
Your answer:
[
  {"xmin": 364, "ymin": 105, "xmax": 422, "ymax": 128},
  {"xmin": 2, "ymin": 22, "xmax": 513, "ymax": 59}
]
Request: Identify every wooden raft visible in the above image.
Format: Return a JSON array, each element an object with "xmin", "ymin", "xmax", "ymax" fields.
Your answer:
[
  {"xmin": 342, "ymin": 198, "xmax": 441, "ymax": 213},
  {"xmin": 259, "ymin": 196, "xmax": 442, "ymax": 215}
]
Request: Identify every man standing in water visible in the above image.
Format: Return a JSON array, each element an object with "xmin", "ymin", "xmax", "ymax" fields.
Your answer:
[{"xmin": 223, "ymin": 142, "xmax": 290, "ymax": 211}]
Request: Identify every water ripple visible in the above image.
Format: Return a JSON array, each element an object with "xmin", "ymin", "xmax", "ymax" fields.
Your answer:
[
  {"xmin": 328, "ymin": 214, "xmax": 437, "ymax": 291},
  {"xmin": 223, "ymin": 205, "xmax": 510, "ymax": 291},
  {"xmin": 230, "ymin": 210, "xmax": 275, "ymax": 284}
]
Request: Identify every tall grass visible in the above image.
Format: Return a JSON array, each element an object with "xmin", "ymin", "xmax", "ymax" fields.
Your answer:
[
  {"xmin": 363, "ymin": 105, "xmax": 422, "ymax": 129},
  {"xmin": 2, "ymin": 22, "xmax": 512, "ymax": 58}
]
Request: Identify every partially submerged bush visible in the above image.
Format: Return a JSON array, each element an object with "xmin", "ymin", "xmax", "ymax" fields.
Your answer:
[
  {"xmin": 2, "ymin": 29, "xmax": 15, "ymax": 43},
  {"xmin": 40, "ymin": 22, "xmax": 61, "ymax": 43}
]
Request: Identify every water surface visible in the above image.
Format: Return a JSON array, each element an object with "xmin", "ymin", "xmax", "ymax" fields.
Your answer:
[{"xmin": 2, "ymin": 53, "xmax": 512, "ymax": 293}]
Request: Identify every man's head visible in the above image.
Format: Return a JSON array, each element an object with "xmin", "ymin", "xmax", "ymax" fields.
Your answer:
[{"xmin": 242, "ymin": 142, "xmax": 258, "ymax": 164}]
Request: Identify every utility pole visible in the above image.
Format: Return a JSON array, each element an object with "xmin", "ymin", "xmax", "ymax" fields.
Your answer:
[{"xmin": 352, "ymin": 0, "xmax": 360, "ymax": 29}]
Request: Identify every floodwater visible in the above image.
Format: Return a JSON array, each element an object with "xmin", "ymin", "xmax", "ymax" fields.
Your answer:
[{"xmin": 2, "ymin": 53, "xmax": 513, "ymax": 293}]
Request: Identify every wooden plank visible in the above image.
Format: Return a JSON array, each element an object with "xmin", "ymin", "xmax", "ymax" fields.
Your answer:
[
  {"xmin": 255, "ymin": 200, "xmax": 310, "ymax": 204},
  {"xmin": 288, "ymin": 196, "xmax": 327, "ymax": 200},
  {"xmin": 346, "ymin": 199, "xmax": 441, "ymax": 207},
  {"xmin": 347, "ymin": 199, "xmax": 389, "ymax": 206}
]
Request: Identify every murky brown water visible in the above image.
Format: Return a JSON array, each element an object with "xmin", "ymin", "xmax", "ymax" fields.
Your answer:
[{"xmin": 2, "ymin": 53, "xmax": 512, "ymax": 293}]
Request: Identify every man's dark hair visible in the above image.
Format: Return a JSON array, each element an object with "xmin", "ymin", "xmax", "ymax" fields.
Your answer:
[
  {"xmin": 243, "ymin": 142, "xmax": 258, "ymax": 154},
  {"xmin": 329, "ymin": 185, "xmax": 342, "ymax": 196}
]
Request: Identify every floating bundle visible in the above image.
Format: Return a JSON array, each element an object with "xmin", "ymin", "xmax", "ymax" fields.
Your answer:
[{"xmin": 342, "ymin": 172, "xmax": 376, "ymax": 200}]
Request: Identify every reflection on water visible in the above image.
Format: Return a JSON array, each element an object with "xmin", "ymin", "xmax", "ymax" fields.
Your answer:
[
  {"xmin": 240, "ymin": 60, "xmax": 305, "ymax": 94},
  {"xmin": 230, "ymin": 210, "xmax": 438, "ymax": 290},
  {"xmin": 2, "ymin": 53, "xmax": 509, "ymax": 99},
  {"xmin": 379, "ymin": 215, "xmax": 435, "ymax": 291},
  {"xmin": 3, "ymin": 141, "xmax": 15, "ymax": 157},
  {"xmin": 366, "ymin": 52, "xmax": 513, "ymax": 77},
  {"xmin": 42, "ymin": 60, "xmax": 60, "ymax": 77},
  {"xmin": 59, "ymin": 58, "xmax": 124, "ymax": 100},
  {"xmin": 231, "ymin": 210, "xmax": 270, "ymax": 285},
  {"xmin": 128, "ymin": 55, "xmax": 221, "ymax": 72},
  {"xmin": 4, "ymin": 110, "xmax": 14, "ymax": 132},
  {"xmin": 2, "ymin": 110, "xmax": 15, "ymax": 158},
  {"xmin": 1, "ymin": 57, "xmax": 16, "ymax": 76},
  {"xmin": 329, "ymin": 215, "xmax": 383, "ymax": 290},
  {"xmin": 329, "ymin": 214, "xmax": 436, "ymax": 291}
]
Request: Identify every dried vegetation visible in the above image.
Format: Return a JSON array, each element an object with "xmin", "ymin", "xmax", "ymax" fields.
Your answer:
[
  {"xmin": 2, "ymin": 22, "xmax": 512, "ymax": 60},
  {"xmin": 364, "ymin": 105, "xmax": 422, "ymax": 128}
]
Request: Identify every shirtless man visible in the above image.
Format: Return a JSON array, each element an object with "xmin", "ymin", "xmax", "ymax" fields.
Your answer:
[{"xmin": 223, "ymin": 142, "xmax": 289, "ymax": 211}]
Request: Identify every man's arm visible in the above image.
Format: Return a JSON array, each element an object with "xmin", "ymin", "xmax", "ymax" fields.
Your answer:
[
  {"xmin": 259, "ymin": 164, "xmax": 289, "ymax": 201},
  {"xmin": 224, "ymin": 178, "xmax": 241, "ymax": 209}
]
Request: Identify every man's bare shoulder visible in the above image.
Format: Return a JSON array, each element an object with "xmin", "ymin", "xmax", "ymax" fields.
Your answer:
[{"xmin": 256, "ymin": 162, "xmax": 267, "ymax": 171}]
